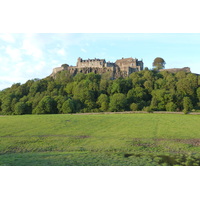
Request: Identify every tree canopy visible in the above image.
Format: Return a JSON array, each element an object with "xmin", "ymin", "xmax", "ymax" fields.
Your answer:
[
  {"xmin": 152, "ymin": 57, "xmax": 166, "ymax": 70},
  {"xmin": 0, "ymin": 69, "xmax": 199, "ymax": 115}
]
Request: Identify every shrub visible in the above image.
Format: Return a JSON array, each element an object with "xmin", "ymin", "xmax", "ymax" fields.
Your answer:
[
  {"xmin": 130, "ymin": 103, "xmax": 138, "ymax": 111},
  {"xmin": 143, "ymin": 106, "xmax": 153, "ymax": 113},
  {"xmin": 165, "ymin": 102, "xmax": 177, "ymax": 112}
]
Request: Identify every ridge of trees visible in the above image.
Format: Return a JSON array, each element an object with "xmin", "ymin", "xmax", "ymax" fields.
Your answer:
[{"xmin": 0, "ymin": 69, "xmax": 200, "ymax": 115}]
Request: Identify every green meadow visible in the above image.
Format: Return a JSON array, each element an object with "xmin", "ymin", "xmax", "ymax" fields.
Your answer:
[{"xmin": 0, "ymin": 113, "xmax": 200, "ymax": 166}]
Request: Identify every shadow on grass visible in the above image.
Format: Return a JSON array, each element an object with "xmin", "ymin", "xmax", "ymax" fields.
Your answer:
[{"xmin": 1, "ymin": 151, "xmax": 200, "ymax": 166}]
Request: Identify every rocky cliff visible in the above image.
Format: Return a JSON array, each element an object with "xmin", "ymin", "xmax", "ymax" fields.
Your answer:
[
  {"xmin": 159, "ymin": 67, "xmax": 191, "ymax": 73},
  {"xmin": 50, "ymin": 65, "xmax": 130, "ymax": 79}
]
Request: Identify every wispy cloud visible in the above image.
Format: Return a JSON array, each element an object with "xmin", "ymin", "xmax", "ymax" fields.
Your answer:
[
  {"xmin": 1, "ymin": 33, "xmax": 200, "ymax": 90},
  {"xmin": 81, "ymin": 48, "xmax": 87, "ymax": 53},
  {"xmin": 21, "ymin": 33, "xmax": 44, "ymax": 60},
  {"xmin": 5, "ymin": 46, "xmax": 22, "ymax": 62},
  {"xmin": 57, "ymin": 48, "xmax": 67, "ymax": 56}
]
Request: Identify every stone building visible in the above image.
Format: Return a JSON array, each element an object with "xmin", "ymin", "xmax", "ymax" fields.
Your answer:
[
  {"xmin": 115, "ymin": 57, "xmax": 143, "ymax": 73},
  {"xmin": 77, "ymin": 57, "xmax": 107, "ymax": 68},
  {"xmin": 50, "ymin": 57, "xmax": 144, "ymax": 78}
]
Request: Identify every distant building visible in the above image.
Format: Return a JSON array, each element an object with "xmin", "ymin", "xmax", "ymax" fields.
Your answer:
[
  {"xmin": 50, "ymin": 57, "xmax": 144, "ymax": 78},
  {"xmin": 115, "ymin": 57, "xmax": 143, "ymax": 74}
]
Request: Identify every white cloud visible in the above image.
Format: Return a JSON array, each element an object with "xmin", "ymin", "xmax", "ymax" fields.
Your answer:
[
  {"xmin": 5, "ymin": 46, "xmax": 22, "ymax": 62},
  {"xmin": 0, "ymin": 34, "xmax": 15, "ymax": 43},
  {"xmin": 22, "ymin": 34, "xmax": 43, "ymax": 60},
  {"xmin": 57, "ymin": 48, "xmax": 66, "ymax": 56}
]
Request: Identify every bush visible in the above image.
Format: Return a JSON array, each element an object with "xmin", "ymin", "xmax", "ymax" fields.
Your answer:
[
  {"xmin": 130, "ymin": 103, "xmax": 138, "ymax": 111},
  {"xmin": 165, "ymin": 102, "xmax": 177, "ymax": 112},
  {"xmin": 143, "ymin": 106, "xmax": 153, "ymax": 113}
]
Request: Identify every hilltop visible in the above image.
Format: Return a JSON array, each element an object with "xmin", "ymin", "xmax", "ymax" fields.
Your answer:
[
  {"xmin": 0, "ymin": 63, "xmax": 199, "ymax": 115},
  {"xmin": 50, "ymin": 57, "xmax": 144, "ymax": 79},
  {"xmin": 50, "ymin": 57, "xmax": 192, "ymax": 79}
]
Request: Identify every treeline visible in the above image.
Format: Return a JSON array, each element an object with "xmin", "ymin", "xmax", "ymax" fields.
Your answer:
[{"xmin": 0, "ymin": 69, "xmax": 200, "ymax": 115}]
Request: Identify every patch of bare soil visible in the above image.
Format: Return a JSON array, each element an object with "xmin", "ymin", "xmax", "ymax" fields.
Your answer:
[
  {"xmin": 132, "ymin": 138, "xmax": 200, "ymax": 146},
  {"xmin": 173, "ymin": 139, "xmax": 200, "ymax": 146}
]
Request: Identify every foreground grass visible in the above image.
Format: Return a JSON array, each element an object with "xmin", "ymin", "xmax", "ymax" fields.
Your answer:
[{"xmin": 0, "ymin": 113, "xmax": 200, "ymax": 166}]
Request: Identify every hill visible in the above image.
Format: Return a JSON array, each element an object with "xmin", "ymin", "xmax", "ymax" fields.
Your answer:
[{"xmin": 0, "ymin": 69, "xmax": 200, "ymax": 115}]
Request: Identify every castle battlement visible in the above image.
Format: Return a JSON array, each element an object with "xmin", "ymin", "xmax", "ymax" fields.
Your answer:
[{"xmin": 77, "ymin": 57, "xmax": 106, "ymax": 68}]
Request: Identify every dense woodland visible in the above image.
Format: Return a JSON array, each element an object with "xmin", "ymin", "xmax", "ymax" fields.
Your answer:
[{"xmin": 0, "ymin": 69, "xmax": 200, "ymax": 115}]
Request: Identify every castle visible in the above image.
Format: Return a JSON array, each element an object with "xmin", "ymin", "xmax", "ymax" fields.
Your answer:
[{"xmin": 51, "ymin": 57, "xmax": 144, "ymax": 79}]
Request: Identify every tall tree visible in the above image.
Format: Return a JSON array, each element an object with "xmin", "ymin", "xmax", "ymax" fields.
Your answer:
[
  {"xmin": 109, "ymin": 93, "xmax": 127, "ymax": 112},
  {"xmin": 183, "ymin": 97, "xmax": 193, "ymax": 114},
  {"xmin": 152, "ymin": 57, "xmax": 166, "ymax": 70}
]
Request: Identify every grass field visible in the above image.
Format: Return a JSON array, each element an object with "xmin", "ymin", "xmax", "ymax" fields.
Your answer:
[{"xmin": 0, "ymin": 113, "xmax": 200, "ymax": 166}]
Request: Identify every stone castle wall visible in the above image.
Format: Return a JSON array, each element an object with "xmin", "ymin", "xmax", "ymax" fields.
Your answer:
[
  {"xmin": 50, "ymin": 57, "xmax": 144, "ymax": 78},
  {"xmin": 50, "ymin": 57, "xmax": 192, "ymax": 79},
  {"xmin": 77, "ymin": 57, "xmax": 106, "ymax": 68},
  {"xmin": 159, "ymin": 67, "xmax": 191, "ymax": 73}
]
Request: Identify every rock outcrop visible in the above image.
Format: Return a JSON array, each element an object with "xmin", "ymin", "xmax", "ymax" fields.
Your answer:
[{"xmin": 159, "ymin": 67, "xmax": 191, "ymax": 73}]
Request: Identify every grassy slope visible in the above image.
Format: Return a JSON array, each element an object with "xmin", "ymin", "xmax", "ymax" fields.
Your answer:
[{"xmin": 0, "ymin": 113, "xmax": 200, "ymax": 166}]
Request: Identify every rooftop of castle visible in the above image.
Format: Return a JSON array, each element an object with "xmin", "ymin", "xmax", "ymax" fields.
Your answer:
[
  {"xmin": 115, "ymin": 57, "xmax": 140, "ymax": 62},
  {"xmin": 78, "ymin": 57, "xmax": 105, "ymax": 62}
]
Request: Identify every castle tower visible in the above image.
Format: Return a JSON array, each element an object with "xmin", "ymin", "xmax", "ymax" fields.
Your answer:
[{"xmin": 77, "ymin": 57, "xmax": 82, "ymax": 67}]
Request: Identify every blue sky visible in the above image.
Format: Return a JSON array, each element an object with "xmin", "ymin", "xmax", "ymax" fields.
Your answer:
[{"xmin": 0, "ymin": 33, "xmax": 200, "ymax": 90}]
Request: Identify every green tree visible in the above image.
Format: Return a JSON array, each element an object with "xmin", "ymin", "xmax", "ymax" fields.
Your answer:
[
  {"xmin": 144, "ymin": 80, "xmax": 154, "ymax": 93},
  {"xmin": 176, "ymin": 78, "xmax": 194, "ymax": 96},
  {"xmin": 99, "ymin": 79, "xmax": 109, "ymax": 93},
  {"xmin": 151, "ymin": 89, "xmax": 169, "ymax": 111},
  {"xmin": 111, "ymin": 78, "xmax": 132, "ymax": 94},
  {"xmin": 130, "ymin": 103, "xmax": 138, "ymax": 111},
  {"xmin": 33, "ymin": 96, "xmax": 57, "ymax": 114},
  {"xmin": 127, "ymin": 87, "xmax": 149, "ymax": 104},
  {"xmin": 152, "ymin": 57, "xmax": 166, "ymax": 70},
  {"xmin": 109, "ymin": 93, "xmax": 127, "ymax": 112},
  {"xmin": 62, "ymin": 99, "xmax": 75, "ymax": 113},
  {"xmin": 1, "ymin": 93, "xmax": 15, "ymax": 114},
  {"xmin": 183, "ymin": 97, "xmax": 193, "ymax": 114},
  {"xmin": 165, "ymin": 102, "xmax": 177, "ymax": 112},
  {"xmin": 196, "ymin": 87, "xmax": 200, "ymax": 101},
  {"xmin": 97, "ymin": 94, "xmax": 109, "ymax": 111},
  {"xmin": 54, "ymin": 95, "xmax": 67, "ymax": 113},
  {"xmin": 14, "ymin": 102, "xmax": 27, "ymax": 115},
  {"xmin": 54, "ymin": 70, "xmax": 72, "ymax": 85},
  {"xmin": 73, "ymin": 73, "xmax": 86, "ymax": 82},
  {"xmin": 65, "ymin": 82, "xmax": 75, "ymax": 95},
  {"xmin": 73, "ymin": 81, "xmax": 95, "ymax": 103},
  {"xmin": 175, "ymin": 71, "xmax": 187, "ymax": 79}
]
